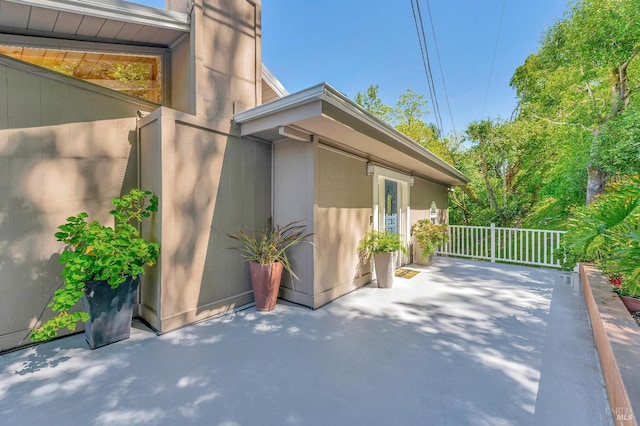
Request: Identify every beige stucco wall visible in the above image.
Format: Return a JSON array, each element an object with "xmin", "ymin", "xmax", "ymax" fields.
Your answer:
[
  {"xmin": 272, "ymin": 139, "xmax": 315, "ymax": 306},
  {"xmin": 410, "ymin": 177, "xmax": 449, "ymax": 225},
  {"xmin": 138, "ymin": 107, "xmax": 271, "ymax": 333},
  {"xmin": 312, "ymin": 145, "xmax": 372, "ymax": 308},
  {"xmin": 170, "ymin": 34, "xmax": 194, "ymax": 114},
  {"xmin": 134, "ymin": 0, "xmax": 266, "ymax": 332},
  {"xmin": 0, "ymin": 59, "xmax": 151, "ymax": 352},
  {"xmin": 409, "ymin": 177, "xmax": 449, "ymax": 263},
  {"xmin": 273, "ymin": 143, "xmax": 373, "ymax": 309},
  {"xmin": 191, "ymin": 0, "xmax": 262, "ymax": 127},
  {"xmin": 274, "ymin": 143, "xmax": 450, "ymax": 309}
]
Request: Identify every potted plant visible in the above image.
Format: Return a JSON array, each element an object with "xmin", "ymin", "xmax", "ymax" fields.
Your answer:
[
  {"xmin": 228, "ymin": 218, "xmax": 313, "ymax": 311},
  {"xmin": 608, "ymin": 275, "xmax": 640, "ymax": 312},
  {"xmin": 358, "ymin": 230, "xmax": 408, "ymax": 288},
  {"xmin": 30, "ymin": 189, "xmax": 160, "ymax": 349},
  {"xmin": 410, "ymin": 219, "xmax": 449, "ymax": 266}
]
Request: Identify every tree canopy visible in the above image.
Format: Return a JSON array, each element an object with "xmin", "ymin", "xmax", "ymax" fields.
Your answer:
[{"xmin": 356, "ymin": 0, "xmax": 639, "ymax": 229}]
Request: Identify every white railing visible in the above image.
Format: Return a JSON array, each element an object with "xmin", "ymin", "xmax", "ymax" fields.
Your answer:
[{"xmin": 437, "ymin": 223, "xmax": 566, "ymax": 268}]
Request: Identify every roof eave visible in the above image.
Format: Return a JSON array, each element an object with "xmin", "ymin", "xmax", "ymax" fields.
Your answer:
[
  {"xmin": 320, "ymin": 84, "xmax": 468, "ymax": 185},
  {"xmin": 261, "ymin": 64, "xmax": 289, "ymax": 98},
  {"xmin": 233, "ymin": 82, "xmax": 468, "ymax": 186},
  {"xmin": 5, "ymin": 0, "xmax": 191, "ymax": 32}
]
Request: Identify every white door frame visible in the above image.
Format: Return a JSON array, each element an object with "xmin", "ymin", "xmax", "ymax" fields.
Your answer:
[{"xmin": 372, "ymin": 165, "xmax": 411, "ymax": 265}]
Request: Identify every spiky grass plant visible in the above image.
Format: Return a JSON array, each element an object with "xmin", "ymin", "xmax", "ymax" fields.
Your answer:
[{"xmin": 228, "ymin": 218, "xmax": 313, "ymax": 280}]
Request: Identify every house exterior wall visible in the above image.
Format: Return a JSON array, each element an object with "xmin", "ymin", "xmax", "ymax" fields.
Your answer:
[
  {"xmin": 131, "ymin": 0, "xmax": 266, "ymax": 333},
  {"xmin": 273, "ymin": 141, "xmax": 376, "ymax": 310},
  {"xmin": 272, "ymin": 139, "xmax": 315, "ymax": 307},
  {"xmin": 0, "ymin": 59, "xmax": 151, "ymax": 352},
  {"xmin": 0, "ymin": 0, "xmax": 265, "ymax": 350},
  {"xmin": 273, "ymin": 142, "xmax": 450, "ymax": 310},
  {"xmin": 138, "ymin": 107, "xmax": 270, "ymax": 332},
  {"xmin": 410, "ymin": 177, "xmax": 449, "ymax": 225},
  {"xmin": 169, "ymin": 34, "xmax": 194, "ymax": 114},
  {"xmin": 191, "ymin": 0, "xmax": 262, "ymax": 127},
  {"xmin": 312, "ymin": 145, "xmax": 372, "ymax": 308}
]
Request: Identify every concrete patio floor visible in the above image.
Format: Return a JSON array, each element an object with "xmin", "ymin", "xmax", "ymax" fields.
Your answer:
[{"xmin": 0, "ymin": 257, "xmax": 612, "ymax": 426}]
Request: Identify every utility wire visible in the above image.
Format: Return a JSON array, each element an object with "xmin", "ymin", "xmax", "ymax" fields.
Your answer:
[
  {"xmin": 410, "ymin": 0, "xmax": 444, "ymax": 137},
  {"xmin": 423, "ymin": 0, "xmax": 457, "ymax": 140},
  {"xmin": 416, "ymin": 0, "xmax": 444, "ymax": 134},
  {"xmin": 482, "ymin": 0, "xmax": 506, "ymax": 117}
]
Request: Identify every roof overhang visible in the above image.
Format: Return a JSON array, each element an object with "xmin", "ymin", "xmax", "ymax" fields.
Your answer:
[
  {"xmin": 234, "ymin": 83, "xmax": 468, "ymax": 187},
  {"xmin": 0, "ymin": 0, "xmax": 190, "ymax": 47},
  {"xmin": 261, "ymin": 64, "xmax": 289, "ymax": 98}
]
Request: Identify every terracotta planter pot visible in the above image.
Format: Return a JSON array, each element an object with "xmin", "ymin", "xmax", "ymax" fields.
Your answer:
[
  {"xmin": 249, "ymin": 262, "xmax": 283, "ymax": 311},
  {"xmin": 619, "ymin": 295, "xmax": 640, "ymax": 313},
  {"xmin": 82, "ymin": 275, "xmax": 139, "ymax": 350},
  {"xmin": 373, "ymin": 252, "xmax": 395, "ymax": 288}
]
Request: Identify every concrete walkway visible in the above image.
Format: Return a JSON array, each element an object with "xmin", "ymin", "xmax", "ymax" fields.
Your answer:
[{"xmin": 0, "ymin": 258, "xmax": 612, "ymax": 426}]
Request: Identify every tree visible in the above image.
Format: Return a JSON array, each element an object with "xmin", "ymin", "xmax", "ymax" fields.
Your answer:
[
  {"xmin": 355, "ymin": 84, "xmax": 458, "ymax": 163},
  {"xmin": 511, "ymin": 0, "xmax": 640, "ymax": 204},
  {"xmin": 354, "ymin": 84, "xmax": 392, "ymax": 122}
]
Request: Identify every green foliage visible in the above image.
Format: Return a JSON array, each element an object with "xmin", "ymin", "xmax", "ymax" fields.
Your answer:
[
  {"xmin": 511, "ymin": 0, "xmax": 640, "ymax": 202},
  {"xmin": 30, "ymin": 189, "xmax": 160, "ymax": 342},
  {"xmin": 410, "ymin": 220, "xmax": 449, "ymax": 259},
  {"xmin": 354, "ymin": 84, "xmax": 393, "ymax": 122},
  {"xmin": 596, "ymin": 103, "xmax": 640, "ymax": 175},
  {"xmin": 228, "ymin": 218, "xmax": 314, "ymax": 281},
  {"xmin": 561, "ymin": 176, "xmax": 640, "ymax": 296},
  {"xmin": 355, "ymin": 84, "xmax": 458, "ymax": 162},
  {"xmin": 356, "ymin": 0, "xmax": 640, "ymax": 229},
  {"xmin": 357, "ymin": 230, "xmax": 408, "ymax": 260},
  {"xmin": 452, "ymin": 0, "xmax": 640, "ymax": 227}
]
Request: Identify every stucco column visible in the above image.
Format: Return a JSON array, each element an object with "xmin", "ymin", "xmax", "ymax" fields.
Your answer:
[{"xmin": 187, "ymin": 0, "xmax": 262, "ymax": 129}]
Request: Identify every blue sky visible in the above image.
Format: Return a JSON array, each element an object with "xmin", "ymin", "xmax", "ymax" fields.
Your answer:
[{"xmin": 135, "ymin": 0, "xmax": 568, "ymax": 137}]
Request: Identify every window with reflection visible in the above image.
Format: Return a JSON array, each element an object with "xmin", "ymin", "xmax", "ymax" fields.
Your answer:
[
  {"xmin": 0, "ymin": 45, "xmax": 162, "ymax": 103},
  {"xmin": 430, "ymin": 201, "xmax": 438, "ymax": 224}
]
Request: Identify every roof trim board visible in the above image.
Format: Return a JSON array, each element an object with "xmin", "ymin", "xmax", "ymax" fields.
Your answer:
[
  {"xmin": 3, "ymin": 0, "xmax": 190, "ymax": 31},
  {"xmin": 261, "ymin": 64, "xmax": 288, "ymax": 98},
  {"xmin": 234, "ymin": 82, "xmax": 468, "ymax": 186}
]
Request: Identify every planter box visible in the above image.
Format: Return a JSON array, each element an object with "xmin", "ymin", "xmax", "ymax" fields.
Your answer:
[
  {"xmin": 249, "ymin": 262, "xmax": 283, "ymax": 311},
  {"xmin": 83, "ymin": 275, "xmax": 140, "ymax": 349},
  {"xmin": 413, "ymin": 241, "xmax": 432, "ymax": 266},
  {"xmin": 581, "ymin": 264, "xmax": 640, "ymax": 425},
  {"xmin": 620, "ymin": 295, "xmax": 640, "ymax": 313},
  {"xmin": 374, "ymin": 252, "xmax": 395, "ymax": 288}
]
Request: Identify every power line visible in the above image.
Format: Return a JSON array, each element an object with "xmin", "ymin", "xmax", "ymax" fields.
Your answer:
[
  {"xmin": 410, "ymin": 0, "xmax": 444, "ymax": 136},
  {"xmin": 482, "ymin": 0, "xmax": 506, "ymax": 117},
  {"xmin": 423, "ymin": 0, "xmax": 457, "ymax": 140}
]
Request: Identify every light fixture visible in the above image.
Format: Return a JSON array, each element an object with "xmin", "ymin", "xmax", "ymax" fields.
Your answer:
[
  {"xmin": 366, "ymin": 162, "xmax": 374, "ymax": 176},
  {"xmin": 278, "ymin": 126, "xmax": 312, "ymax": 142}
]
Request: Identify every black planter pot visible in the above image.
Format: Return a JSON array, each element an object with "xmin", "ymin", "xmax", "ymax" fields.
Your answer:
[{"xmin": 82, "ymin": 275, "xmax": 140, "ymax": 349}]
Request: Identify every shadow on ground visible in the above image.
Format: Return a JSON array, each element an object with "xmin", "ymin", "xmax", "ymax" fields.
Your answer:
[{"xmin": 0, "ymin": 258, "xmax": 611, "ymax": 425}]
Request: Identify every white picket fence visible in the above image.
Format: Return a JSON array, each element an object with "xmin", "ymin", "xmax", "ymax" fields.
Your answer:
[{"xmin": 437, "ymin": 223, "xmax": 566, "ymax": 268}]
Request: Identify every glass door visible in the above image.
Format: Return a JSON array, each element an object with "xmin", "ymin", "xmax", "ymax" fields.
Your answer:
[
  {"xmin": 373, "ymin": 167, "xmax": 410, "ymax": 266},
  {"xmin": 383, "ymin": 179, "xmax": 399, "ymax": 234}
]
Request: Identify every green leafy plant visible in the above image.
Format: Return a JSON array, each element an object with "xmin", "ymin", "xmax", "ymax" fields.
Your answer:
[
  {"xmin": 31, "ymin": 189, "xmax": 160, "ymax": 342},
  {"xmin": 357, "ymin": 230, "xmax": 408, "ymax": 260},
  {"xmin": 228, "ymin": 218, "xmax": 314, "ymax": 280},
  {"xmin": 561, "ymin": 175, "xmax": 640, "ymax": 296},
  {"xmin": 411, "ymin": 219, "xmax": 449, "ymax": 259}
]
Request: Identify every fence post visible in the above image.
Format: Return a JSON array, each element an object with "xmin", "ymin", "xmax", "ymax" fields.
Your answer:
[{"xmin": 490, "ymin": 223, "xmax": 496, "ymax": 263}]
